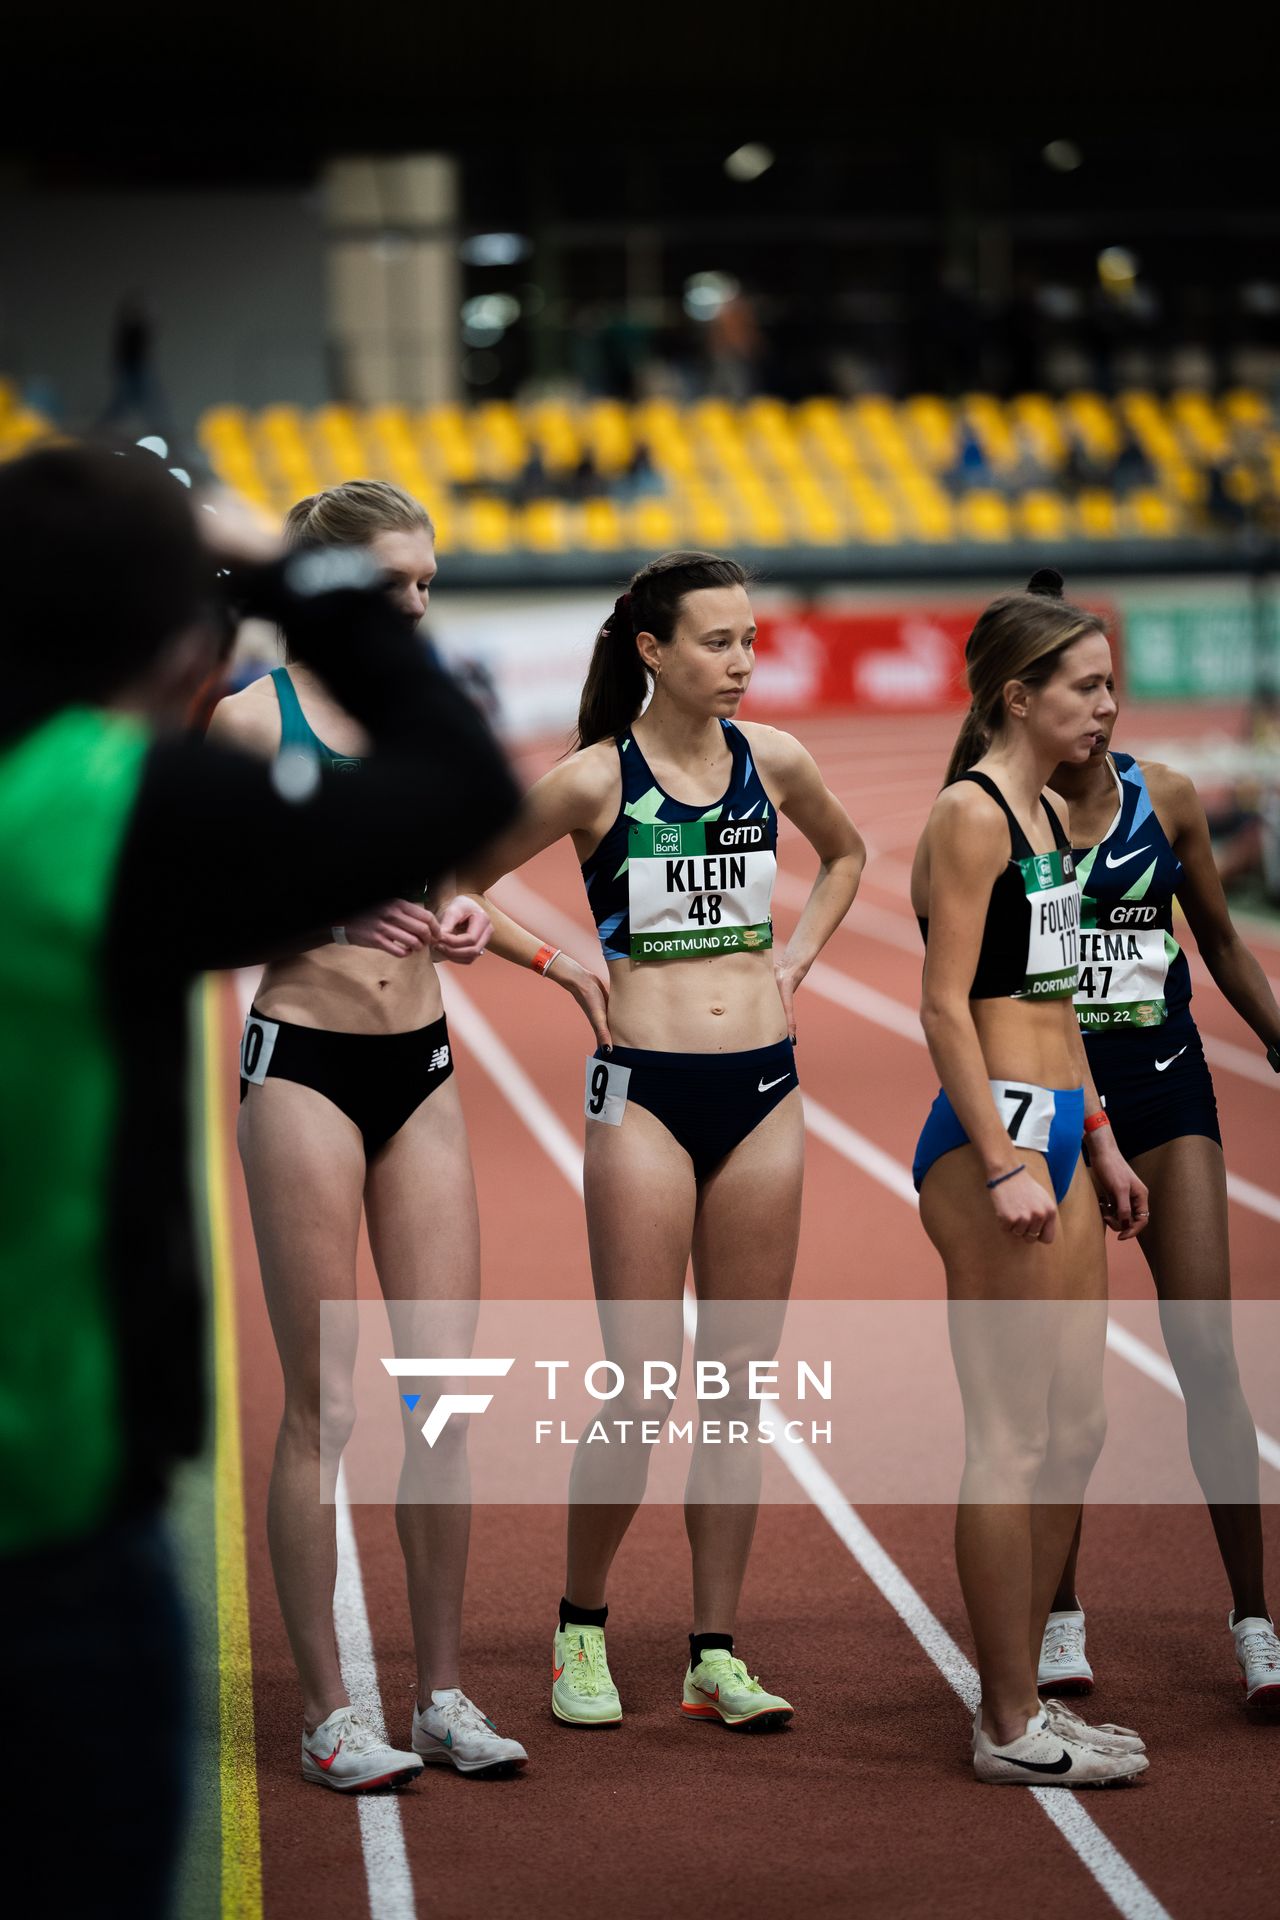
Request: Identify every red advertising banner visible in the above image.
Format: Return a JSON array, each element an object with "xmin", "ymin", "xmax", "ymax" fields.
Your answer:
[{"xmin": 748, "ymin": 604, "xmax": 1119, "ymax": 715}]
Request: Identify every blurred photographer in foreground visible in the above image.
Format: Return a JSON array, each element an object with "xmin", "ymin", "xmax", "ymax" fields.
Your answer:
[{"xmin": 0, "ymin": 445, "xmax": 520, "ymax": 1917}]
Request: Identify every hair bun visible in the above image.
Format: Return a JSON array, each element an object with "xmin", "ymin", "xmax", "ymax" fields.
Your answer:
[{"xmin": 1026, "ymin": 567, "xmax": 1065, "ymax": 599}]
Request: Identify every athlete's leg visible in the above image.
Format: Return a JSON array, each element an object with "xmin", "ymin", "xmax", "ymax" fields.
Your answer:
[
  {"xmin": 569, "ymin": 1102, "xmax": 696, "ymax": 1607},
  {"xmin": 922, "ymin": 1147, "xmax": 1106, "ymax": 1745},
  {"xmin": 684, "ymin": 1091, "xmax": 804, "ymax": 1633},
  {"xmin": 1051, "ymin": 1134, "xmax": 1267, "ymax": 1620},
  {"xmin": 1032, "ymin": 1161, "xmax": 1108, "ymax": 1671},
  {"xmin": 363, "ymin": 1075, "xmax": 480, "ymax": 1699},
  {"xmin": 237, "ymin": 1081, "xmax": 365, "ymax": 1730},
  {"xmin": 1133, "ymin": 1136, "xmax": 1264, "ymax": 1616}
]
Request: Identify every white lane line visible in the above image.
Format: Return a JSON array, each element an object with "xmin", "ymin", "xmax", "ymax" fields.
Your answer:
[
  {"xmin": 233, "ymin": 969, "xmax": 418, "ymax": 1920},
  {"xmin": 336, "ymin": 1466, "xmax": 420, "ymax": 1920},
  {"xmin": 444, "ymin": 974, "xmax": 1172, "ymax": 1920},
  {"xmin": 485, "ymin": 877, "xmax": 1280, "ymax": 1463}
]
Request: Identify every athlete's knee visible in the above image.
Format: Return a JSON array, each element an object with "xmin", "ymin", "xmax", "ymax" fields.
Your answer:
[
  {"xmin": 1162, "ymin": 1305, "xmax": 1241, "ymax": 1403},
  {"xmin": 280, "ymin": 1378, "xmax": 358, "ymax": 1458},
  {"xmin": 1042, "ymin": 1403, "xmax": 1107, "ymax": 1493},
  {"xmin": 962, "ymin": 1419, "xmax": 1051, "ymax": 1496}
]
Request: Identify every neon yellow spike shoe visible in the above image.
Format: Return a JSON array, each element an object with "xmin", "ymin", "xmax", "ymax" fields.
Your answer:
[
  {"xmin": 551, "ymin": 1625, "xmax": 622, "ymax": 1727},
  {"xmin": 681, "ymin": 1651, "xmax": 793, "ymax": 1731}
]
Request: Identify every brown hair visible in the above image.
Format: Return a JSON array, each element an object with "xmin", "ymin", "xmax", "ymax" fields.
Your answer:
[
  {"xmin": 942, "ymin": 568, "xmax": 1106, "ymax": 787},
  {"xmin": 575, "ymin": 549, "xmax": 748, "ymax": 749},
  {"xmin": 284, "ymin": 478, "xmax": 434, "ymax": 550}
]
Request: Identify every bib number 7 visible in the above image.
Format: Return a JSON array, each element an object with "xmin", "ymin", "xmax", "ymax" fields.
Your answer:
[{"xmin": 989, "ymin": 1079, "xmax": 1054, "ymax": 1152}]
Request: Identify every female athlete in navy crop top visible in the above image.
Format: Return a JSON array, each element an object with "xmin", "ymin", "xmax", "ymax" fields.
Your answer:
[
  {"xmin": 909, "ymin": 571, "xmax": 1152, "ymax": 1787},
  {"xmin": 458, "ymin": 549, "xmax": 865, "ymax": 1734},
  {"xmin": 1040, "ymin": 654, "xmax": 1280, "ymax": 1706}
]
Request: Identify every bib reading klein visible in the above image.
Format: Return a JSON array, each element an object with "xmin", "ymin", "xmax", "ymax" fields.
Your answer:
[{"xmin": 627, "ymin": 816, "xmax": 776, "ymax": 961}]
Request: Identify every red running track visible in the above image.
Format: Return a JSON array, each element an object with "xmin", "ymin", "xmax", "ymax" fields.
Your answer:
[{"xmin": 221, "ymin": 706, "xmax": 1280, "ymax": 1920}]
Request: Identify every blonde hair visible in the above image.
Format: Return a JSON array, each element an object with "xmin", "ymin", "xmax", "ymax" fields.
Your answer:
[
  {"xmin": 284, "ymin": 478, "xmax": 434, "ymax": 550},
  {"xmin": 943, "ymin": 571, "xmax": 1106, "ymax": 786}
]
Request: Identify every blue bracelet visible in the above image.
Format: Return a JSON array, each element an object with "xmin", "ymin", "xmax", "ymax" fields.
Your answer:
[{"xmin": 986, "ymin": 1164, "xmax": 1026, "ymax": 1190}]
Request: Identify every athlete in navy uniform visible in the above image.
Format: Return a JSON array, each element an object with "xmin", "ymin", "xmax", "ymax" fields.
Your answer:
[
  {"xmin": 459, "ymin": 550, "xmax": 865, "ymax": 1732},
  {"xmin": 1042, "ymin": 569, "xmax": 1280, "ymax": 1710}
]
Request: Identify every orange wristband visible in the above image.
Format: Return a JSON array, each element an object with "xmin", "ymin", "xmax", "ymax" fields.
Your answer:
[
  {"xmin": 531, "ymin": 944, "xmax": 561, "ymax": 976},
  {"xmin": 1083, "ymin": 1110, "xmax": 1111, "ymax": 1134}
]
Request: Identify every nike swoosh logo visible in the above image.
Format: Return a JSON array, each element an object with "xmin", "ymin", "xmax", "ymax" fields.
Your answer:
[
  {"xmin": 759, "ymin": 1073, "xmax": 791, "ymax": 1092},
  {"xmin": 694, "ymin": 1683, "xmax": 720, "ymax": 1701},
  {"xmin": 1005, "ymin": 1750, "xmax": 1073, "ymax": 1775},
  {"xmin": 1104, "ymin": 845, "xmax": 1151, "ymax": 869},
  {"xmin": 1155, "ymin": 1047, "xmax": 1188, "ymax": 1072},
  {"xmin": 552, "ymin": 1662, "xmax": 565, "ymax": 1680},
  {"xmin": 315, "ymin": 1739, "xmax": 343, "ymax": 1772},
  {"xmin": 423, "ymin": 1729, "xmax": 453, "ymax": 1748},
  {"xmin": 733, "ymin": 801, "xmax": 761, "ymax": 821}
]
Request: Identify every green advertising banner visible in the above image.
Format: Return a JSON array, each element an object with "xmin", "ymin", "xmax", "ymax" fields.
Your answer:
[{"xmin": 1124, "ymin": 600, "xmax": 1280, "ymax": 697}]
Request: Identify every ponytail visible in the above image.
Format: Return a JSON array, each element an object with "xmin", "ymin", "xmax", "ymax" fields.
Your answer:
[
  {"xmin": 575, "ymin": 593, "xmax": 649, "ymax": 750},
  {"xmin": 942, "ymin": 708, "xmax": 993, "ymax": 788},
  {"xmin": 942, "ymin": 566, "xmax": 1104, "ymax": 786},
  {"xmin": 573, "ymin": 550, "xmax": 748, "ymax": 750}
]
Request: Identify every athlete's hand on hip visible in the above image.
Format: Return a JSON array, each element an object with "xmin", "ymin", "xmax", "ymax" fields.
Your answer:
[
  {"xmin": 1088, "ymin": 1143, "xmax": 1150, "ymax": 1240},
  {"xmin": 773, "ymin": 956, "xmax": 806, "ymax": 1043},
  {"xmin": 989, "ymin": 1168, "xmax": 1058, "ymax": 1244},
  {"xmin": 430, "ymin": 894, "xmax": 492, "ymax": 965},
  {"xmin": 550, "ymin": 954, "xmax": 613, "ymax": 1051},
  {"xmin": 343, "ymin": 900, "xmax": 441, "ymax": 957}
]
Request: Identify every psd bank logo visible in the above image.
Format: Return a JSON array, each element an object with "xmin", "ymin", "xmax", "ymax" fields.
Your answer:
[{"xmin": 382, "ymin": 1357, "xmax": 514, "ymax": 1445}]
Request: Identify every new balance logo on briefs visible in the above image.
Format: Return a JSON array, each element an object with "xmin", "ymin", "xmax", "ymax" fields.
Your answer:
[
  {"xmin": 381, "ymin": 1357, "xmax": 515, "ymax": 1445},
  {"xmin": 758, "ymin": 1073, "xmax": 790, "ymax": 1093},
  {"xmin": 1104, "ymin": 845, "xmax": 1151, "ymax": 869},
  {"xmin": 429, "ymin": 1044, "xmax": 451, "ymax": 1072},
  {"xmin": 1155, "ymin": 1047, "xmax": 1188, "ymax": 1072}
]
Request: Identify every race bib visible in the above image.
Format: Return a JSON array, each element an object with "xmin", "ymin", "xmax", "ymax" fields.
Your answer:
[
  {"xmin": 627, "ymin": 817, "xmax": 775, "ymax": 962},
  {"xmin": 240, "ymin": 1014, "xmax": 280, "ymax": 1084},
  {"xmin": 1075, "ymin": 901, "xmax": 1172, "ymax": 1029},
  {"xmin": 585, "ymin": 1057, "xmax": 631, "ymax": 1126},
  {"xmin": 989, "ymin": 1079, "xmax": 1054, "ymax": 1152},
  {"xmin": 1014, "ymin": 849, "xmax": 1080, "ymax": 999}
]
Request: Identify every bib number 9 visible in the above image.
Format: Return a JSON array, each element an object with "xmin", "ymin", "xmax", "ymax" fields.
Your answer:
[{"xmin": 584, "ymin": 1056, "xmax": 632, "ymax": 1126}]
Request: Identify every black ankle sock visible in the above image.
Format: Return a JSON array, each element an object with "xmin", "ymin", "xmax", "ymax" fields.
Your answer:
[
  {"xmin": 559, "ymin": 1596, "xmax": 608, "ymax": 1631},
  {"xmin": 690, "ymin": 1631, "xmax": 734, "ymax": 1669}
]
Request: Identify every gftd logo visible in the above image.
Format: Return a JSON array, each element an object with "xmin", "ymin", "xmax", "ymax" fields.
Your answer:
[{"xmin": 381, "ymin": 1358, "xmax": 514, "ymax": 1446}]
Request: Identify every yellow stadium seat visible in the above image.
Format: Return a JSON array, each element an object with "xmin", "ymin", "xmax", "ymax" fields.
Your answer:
[
  {"xmin": 958, "ymin": 491, "xmax": 1013, "ymax": 542},
  {"xmin": 461, "ymin": 496, "xmax": 515, "ymax": 553},
  {"xmin": 1076, "ymin": 489, "xmax": 1118, "ymax": 538},
  {"xmin": 519, "ymin": 499, "xmax": 570, "ymax": 552},
  {"xmin": 627, "ymin": 499, "xmax": 680, "ymax": 548},
  {"xmin": 1128, "ymin": 489, "xmax": 1178, "ymax": 537},
  {"xmin": 1017, "ymin": 490, "xmax": 1071, "ymax": 541}
]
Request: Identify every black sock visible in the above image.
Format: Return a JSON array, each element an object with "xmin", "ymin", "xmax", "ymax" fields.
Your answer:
[
  {"xmin": 690, "ymin": 1631, "xmax": 734, "ymax": 1669},
  {"xmin": 559, "ymin": 1596, "xmax": 608, "ymax": 1631}
]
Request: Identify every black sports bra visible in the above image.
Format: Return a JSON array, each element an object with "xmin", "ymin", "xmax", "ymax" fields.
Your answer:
[{"xmin": 918, "ymin": 771, "xmax": 1080, "ymax": 1001}]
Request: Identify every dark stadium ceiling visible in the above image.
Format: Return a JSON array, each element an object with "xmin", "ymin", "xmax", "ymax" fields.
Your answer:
[{"xmin": 4, "ymin": 3, "xmax": 1278, "ymax": 184}]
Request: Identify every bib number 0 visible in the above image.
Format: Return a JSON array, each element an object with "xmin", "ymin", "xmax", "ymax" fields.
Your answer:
[{"xmin": 240, "ymin": 1014, "xmax": 280, "ymax": 1085}]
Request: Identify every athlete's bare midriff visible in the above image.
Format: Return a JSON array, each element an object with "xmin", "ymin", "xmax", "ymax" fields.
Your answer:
[
  {"xmin": 253, "ymin": 943, "xmax": 444, "ymax": 1034},
  {"xmin": 969, "ymin": 996, "xmax": 1081, "ymax": 1093},
  {"xmin": 604, "ymin": 948, "xmax": 788, "ymax": 1053}
]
